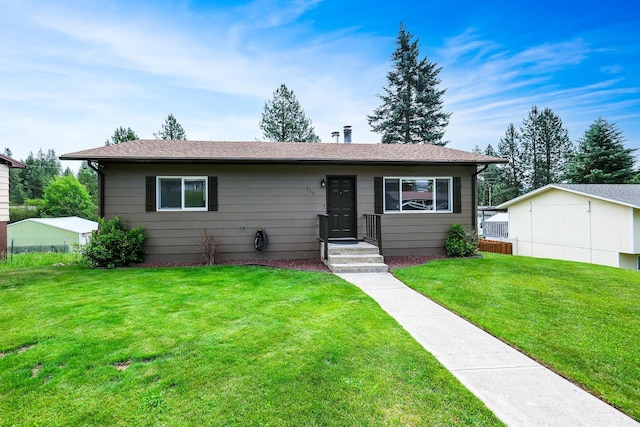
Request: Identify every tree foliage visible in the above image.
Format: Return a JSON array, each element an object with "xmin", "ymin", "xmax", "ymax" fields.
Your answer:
[
  {"xmin": 79, "ymin": 217, "xmax": 146, "ymax": 268},
  {"xmin": 368, "ymin": 23, "xmax": 450, "ymax": 145},
  {"xmin": 478, "ymin": 107, "xmax": 574, "ymax": 206},
  {"xmin": 42, "ymin": 175, "xmax": 97, "ymax": 220},
  {"xmin": 566, "ymin": 118, "xmax": 635, "ymax": 184},
  {"xmin": 496, "ymin": 123, "xmax": 526, "ymax": 202},
  {"xmin": 105, "ymin": 126, "xmax": 138, "ymax": 145},
  {"xmin": 18, "ymin": 149, "xmax": 61, "ymax": 200},
  {"xmin": 521, "ymin": 106, "xmax": 573, "ymax": 190},
  {"xmin": 77, "ymin": 162, "xmax": 98, "ymax": 203},
  {"xmin": 154, "ymin": 114, "xmax": 187, "ymax": 140},
  {"xmin": 259, "ymin": 84, "xmax": 320, "ymax": 142}
]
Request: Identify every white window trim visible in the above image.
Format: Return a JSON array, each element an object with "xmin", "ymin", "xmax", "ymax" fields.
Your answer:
[
  {"xmin": 157, "ymin": 176, "xmax": 208, "ymax": 211},
  {"xmin": 383, "ymin": 177, "xmax": 453, "ymax": 214}
]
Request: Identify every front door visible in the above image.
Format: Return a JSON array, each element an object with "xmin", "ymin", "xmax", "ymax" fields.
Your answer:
[{"xmin": 327, "ymin": 176, "xmax": 357, "ymax": 240}]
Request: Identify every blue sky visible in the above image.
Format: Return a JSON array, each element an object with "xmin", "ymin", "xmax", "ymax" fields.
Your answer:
[{"xmin": 1, "ymin": 0, "xmax": 639, "ymax": 168}]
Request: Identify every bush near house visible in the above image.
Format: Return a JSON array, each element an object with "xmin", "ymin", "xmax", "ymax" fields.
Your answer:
[
  {"xmin": 79, "ymin": 217, "xmax": 146, "ymax": 268},
  {"xmin": 445, "ymin": 224, "xmax": 478, "ymax": 257}
]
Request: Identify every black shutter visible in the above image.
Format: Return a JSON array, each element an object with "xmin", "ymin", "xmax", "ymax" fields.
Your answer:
[
  {"xmin": 145, "ymin": 176, "xmax": 156, "ymax": 212},
  {"xmin": 208, "ymin": 176, "xmax": 218, "ymax": 211},
  {"xmin": 374, "ymin": 176, "xmax": 383, "ymax": 214},
  {"xmin": 453, "ymin": 177, "xmax": 462, "ymax": 213}
]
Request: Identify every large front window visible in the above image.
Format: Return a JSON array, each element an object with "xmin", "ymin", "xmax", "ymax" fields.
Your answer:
[
  {"xmin": 384, "ymin": 177, "xmax": 452, "ymax": 213},
  {"xmin": 158, "ymin": 177, "xmax": 207, "ymax": 210}
]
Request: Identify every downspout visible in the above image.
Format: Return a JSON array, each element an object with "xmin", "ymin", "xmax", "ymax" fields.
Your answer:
[
  {"xmin": 472, "ymin": 164, "xmax": 489, "ymax": 232},
  {"xmin": 87, "ymin": 160, "xmax": 105, "ymax": 218}
]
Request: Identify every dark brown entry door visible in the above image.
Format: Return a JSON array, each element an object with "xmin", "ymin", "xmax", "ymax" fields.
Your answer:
[{"xmin": 327, "ymin": 176, "xmax": 356, "ymax": 240}]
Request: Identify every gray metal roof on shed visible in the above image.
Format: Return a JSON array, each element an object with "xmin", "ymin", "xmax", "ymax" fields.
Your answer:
[
  {"xmin": 497, "ymin": 184, "xmax": 640, "ymax": 210},
  {"xmin": 60, "ymin": 139, "xmax": 506, "ymax": 165},
  {"xmin": 9, "ymin": 216, "xmax": 98, "ymax": 234}
]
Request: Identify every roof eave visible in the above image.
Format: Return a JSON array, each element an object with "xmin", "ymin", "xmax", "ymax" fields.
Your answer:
[{"xmin": 59, "ymin": 156, "xmax": 506, "ymax": 166}]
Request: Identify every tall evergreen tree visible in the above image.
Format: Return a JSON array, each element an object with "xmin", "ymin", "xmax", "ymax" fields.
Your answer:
[
  {"xmin": 476, "ymin": 144, "xmax": 504, "ymax": 206},
  {"xmin": 22, "ymin": 149, "xmax": 61, "ymax": 200},
  {"xmin": 154, "ymin": 114, "xmax": 187, "ymax": 140},
  {"xmin": 566, "ymin": 118, "xmax": 635, "ymax": 183},
  {"xmin": 520, "ymin": 106, "xmax": 573, "ymax": 191},
  {"xmin": 368, "ymin": 23, "xmax": 450, "ymax": 145},
  {"xmin": 497, "ymin": 123, "xmax": 526, "ymax": 201},
  {"xmin": 537, "ymin": 108, "xmax": 573, "ymax": 185},
  {"xmin": 105, "ymin": 126, "xmax": 138, "ymax": 145},
  {"xmin": 259, "ymin": 84, "xmax": 320, "ymax": 142}
]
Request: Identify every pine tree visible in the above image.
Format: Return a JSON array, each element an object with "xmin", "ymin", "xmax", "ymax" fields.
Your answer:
[
  {"xmin": 259, "ymin": 84, "xmax": 320, "ymax": 142},
  {"xmin": 368, "ymin": 23, "xmax": 450, "ymax": 145},
  {"xmin": 537, "ymin": 108, "xmax": 573, "ymax": 185},
  {"xmin": 154, "ymin": 114, "xmax": 186, "ymax": 140},
  {"xmin": 520, "ymin": 106, "xmax": 573, "ymax": 190},
  {"xmin": 105, "ymin": 126, "xmax": 138, "ymax": 145},
  {"xmin": 566, "ymin": 118, "xmax": 635, "ymax": 183},
  {"xmin": 497, "ymin": 123, "xmax": 526, "ymax": 201},
  {"xmin": 22, "ymin": 149, "xmax": 61, "ymax": 200},
  {"xmin": 476, "ymin": 144, "xmax": 503, "ymax": 206}
]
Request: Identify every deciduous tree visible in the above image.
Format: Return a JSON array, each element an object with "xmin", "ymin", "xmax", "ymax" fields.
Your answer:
[
  {"xmin": 368, "ymin": 23, "xmax": 450, "ymax": 145},
  {"xmin": 42, "ymin": 175, "xmax": 97, "ymax": 220},
  {"xmin": 259, "ymin": 84, "xmax": 320, "ymax": 142}
]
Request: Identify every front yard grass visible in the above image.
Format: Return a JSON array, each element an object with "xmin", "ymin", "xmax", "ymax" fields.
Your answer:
[
  {"xmin": 394, "ymin": 253, "xmax": 640, "ymax": 421},
  {"xmin": 1, "ymin": 264, "xmax": 502, "ymax": 426}
]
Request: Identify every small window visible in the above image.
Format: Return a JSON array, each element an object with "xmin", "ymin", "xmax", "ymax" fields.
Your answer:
[
  {"xmin": 384, "ymin": 177, "xmax": 452, "ymax": 213},
  {"xmin": 157, "ymin": 177, "xmax": 207, "ymax": 211}
]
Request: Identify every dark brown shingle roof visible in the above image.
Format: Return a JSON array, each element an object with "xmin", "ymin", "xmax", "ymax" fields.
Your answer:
[
  {"xmin": 60, "ymin": 139, "xmax": 506, "ymax": 165},
  {"xmin": 0, "ymin": 153, "xmax": 26, "ymax": 168}
]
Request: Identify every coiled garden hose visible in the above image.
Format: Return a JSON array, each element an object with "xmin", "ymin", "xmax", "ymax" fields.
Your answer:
[{"xmin": 254, "ymin": 228, "xmax": 268, "ymax": 252}]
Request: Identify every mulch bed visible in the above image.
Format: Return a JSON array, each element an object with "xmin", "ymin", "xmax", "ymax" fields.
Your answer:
[{"xmin": 139, "ymin": 255, "xmax": 443, "ymax": 272}]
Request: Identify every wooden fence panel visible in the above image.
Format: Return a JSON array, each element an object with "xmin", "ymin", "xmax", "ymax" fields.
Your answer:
[{"xmin": 478, "ymin": 239, "xmax": 512, "ymax": 255}]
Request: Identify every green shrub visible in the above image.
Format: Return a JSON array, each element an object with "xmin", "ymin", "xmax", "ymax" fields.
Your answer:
[
  {"xmin": 80, "ymin": 217, "xmax": 146, "ymax": 268},
  {"xmin": 445, "ymin": 224, "xmax": 478, "ymax": 257}
]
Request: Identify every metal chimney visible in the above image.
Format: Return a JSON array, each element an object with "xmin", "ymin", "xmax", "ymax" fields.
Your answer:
[
  {"xmin": 331, "ymin": 131, "xmax": 340, "ymax": 143},
  {"xmin": 343, "ymin": 125, "xmax": 352, "ymax": 144}
]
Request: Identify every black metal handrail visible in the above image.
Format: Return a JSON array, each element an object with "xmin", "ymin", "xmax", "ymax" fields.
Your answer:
[
  {"xmin": 363, "ymin": 213, "xmax": 382, "ymax": 254},
  {"xmin": 318, "ymin": 213, "xmax": 329, "ymax": 260}
]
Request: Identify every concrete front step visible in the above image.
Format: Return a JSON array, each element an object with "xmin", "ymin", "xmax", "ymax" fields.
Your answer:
[
  {"xmin": 327, "ymin": 242, "xmax": 380, "ymax": 256},
  {"xmin": 325, "ymin": 241, "xmax": 389, "ymax": 273},
  {"xmin": 328, "ymin": 254, "xmax": 385, "ymax": 264},
  {"xmin": 329, "ymin": 262, "xmax": 389, "ymax": 273}
]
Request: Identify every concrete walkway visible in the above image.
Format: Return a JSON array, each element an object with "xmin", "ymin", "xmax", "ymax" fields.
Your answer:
[{"xmin": 337, "ymin": 272, "xmax": 639, "ymax": 427}]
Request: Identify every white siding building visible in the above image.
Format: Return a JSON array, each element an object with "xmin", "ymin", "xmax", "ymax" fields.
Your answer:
[
  {"xmin": 497, "ymin": 184, "xmax": 640, "ymax": 270},
  {"xmin": 0, "ymin": 154, "xmax": 26, "ymax": 258}
]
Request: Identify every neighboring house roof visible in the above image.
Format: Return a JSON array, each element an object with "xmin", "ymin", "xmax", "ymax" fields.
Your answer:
[
  {"xmin": 60, "ymin": 139, "xmax": 506, "ymax": 166},
  {"xmin": 485, "ymin": 212, "xmax": 509, "ymax": 223},
  {"xmin": 497, "ymin": 184, "xmax": 640, "ymax": 210},
  {"xmin": 0, "ymin": 153, "xmax": 26, "ymax": 168},
  {"xmin": 9, "ymin": 216, "xmax": 98, "ymax": 234}
]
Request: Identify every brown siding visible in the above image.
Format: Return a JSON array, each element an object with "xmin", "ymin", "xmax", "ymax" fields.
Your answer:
[{"xmin": 102, "ymin": 163, "xmax": 477, "ymax": 263}]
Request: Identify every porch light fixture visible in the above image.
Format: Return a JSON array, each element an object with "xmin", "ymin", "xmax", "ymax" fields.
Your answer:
[{"xmin": 321, "ymin": 178, "xmax": 326, "ymax": 188}]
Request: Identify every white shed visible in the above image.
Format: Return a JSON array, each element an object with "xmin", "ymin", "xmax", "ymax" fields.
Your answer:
[
  {"xmin": 7, "ymin": 216, "xmax": 98, "ymax": 253},
  {"xmin": 497, "ymin": 184, "xmax": 640, "ymax": 270}
]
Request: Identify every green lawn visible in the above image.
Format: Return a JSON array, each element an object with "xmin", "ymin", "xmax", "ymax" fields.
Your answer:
[
  {"xmin": 394, "ymin": 253, "xmax": 640, "ymax": 421},
  {"xmin": 0, "ymin": 262, "xmax": 501, "ymax": 426}
]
